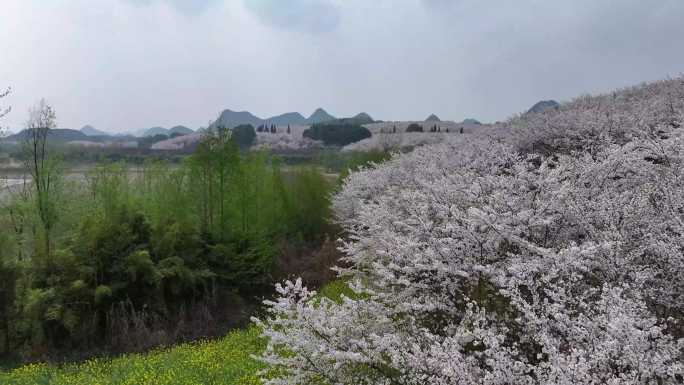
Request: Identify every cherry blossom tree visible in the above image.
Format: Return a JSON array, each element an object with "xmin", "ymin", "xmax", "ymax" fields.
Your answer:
[{"xmin": 255, "ymin": 77, "xmax": 684, "ymax": 384}]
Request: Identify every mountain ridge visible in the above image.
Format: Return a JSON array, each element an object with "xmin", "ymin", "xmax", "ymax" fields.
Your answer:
[
  {"xmin": 80, "ymin": 125, "xmax": 108, "ymax": 136},
  {"xmin": 211, "ymin": 108, "xmax": 340, "ymax": 128},
  {"xmin": 527, "ymin": 100, "xmax": 560, "ymax": 115}
]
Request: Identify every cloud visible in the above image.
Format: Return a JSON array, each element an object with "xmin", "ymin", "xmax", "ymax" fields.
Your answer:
[
  {"xmin": 422, "ymin": 0, "xmax": 459, "ymax": 8},
  {"xmin": 125, "ymin": 0, "xmax": 221, "ymax": 14},
  {"xmin": 2, "ymin": 0, "xmax": 684, "ymax": 132},
  {"xmin": 244, "ymin": 0, "xmax": 340, "ymax": 33}
]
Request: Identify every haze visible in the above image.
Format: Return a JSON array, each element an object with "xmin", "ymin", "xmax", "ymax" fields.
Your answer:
[{"xmin": 1, "ymin": 0, "xmax": 683, "ymax": 132}]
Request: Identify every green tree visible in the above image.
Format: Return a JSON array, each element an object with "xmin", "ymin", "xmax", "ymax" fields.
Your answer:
[
  {"xmin": 23, "ymin": 99, "xmax": 61, "ymax": 259},
  {"xmin": 232, "ymin": 124, "xmax": 256, "ymax": 150},
  {"xmin": 303, "ymin": 123, "xmax": 371, "ymax": 146},
  {"xmin": 406, "ymin": 123, "xmax": 423, "ymax": 133}
]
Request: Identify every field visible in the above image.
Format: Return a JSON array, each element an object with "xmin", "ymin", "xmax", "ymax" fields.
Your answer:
[
  {"xmin": 0, "ymin": 327, "xmax": 265, "ymax": 385},
  {"xmin": 0, "ymin": 281, "xmax": 351, "ymax": 385}
]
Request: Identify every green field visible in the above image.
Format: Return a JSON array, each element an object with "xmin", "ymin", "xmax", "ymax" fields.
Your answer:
[
  {"xmin": 0, "ymin": 280, "xmax": 351, "ymax": 385},
  {"xmin": 0, "ymin": 326, "xmax": 265, "ymax": 385}
]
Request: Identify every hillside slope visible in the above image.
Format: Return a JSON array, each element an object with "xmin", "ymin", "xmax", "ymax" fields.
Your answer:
[
  {"xmin": 5, "ymin": 128, "xmax": 90, "ymax": 143},
  {"xmin": 255, "ymin": 77, "xmax": 684, "ymax": 384},
  {"xmin": 80, "ymin": 125, "xmax": 108, "ymax": 136},
  {"xmin": 211, "ymin": 108, "xmax": 340, "ymax": 129}
]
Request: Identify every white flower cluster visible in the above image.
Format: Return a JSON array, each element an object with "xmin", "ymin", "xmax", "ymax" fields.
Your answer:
[{"xmin": 255, "ymin": 78, "xmax": 684, "ymax": 384}]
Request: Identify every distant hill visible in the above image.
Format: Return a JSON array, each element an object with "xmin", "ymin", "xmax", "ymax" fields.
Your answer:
[
  {"xmin": 141, "ymin": 127, "xmax": 170, "ymax": 137},
  {"xmin": 461, "ymin": 118, "xmax": 481, "ymax": 125},
  {"xmin": 6, "ymin": 128, "xmax": 90, "ymax": 143},
  {"xmin": 353, "ymin": 112, "xmax": 374, "ymax": 124},
  {"xmin": 319, "ymin": 112, "xmax": 375, "ymax": 126},
  {"xmin": 169, "ymin": 125, "xmax": 194, "ymax": 135},
  {"xmin": 425, "ymin": 114, "xmax": 441, "ymax": 122},
  {"xmin": 211, "ymin": 108, "xmax": 339, "ymax": 128},
  {"xmin": 80, "ymin": 125, "xmax": 108, "ymax": 136},
  {"xmin": 305, "ymin": 108, "xmax": 336, "ymax": 124},
  {"xmin": 135, "ymin": 126, "xmax": 194, "ymax": 137},
  {"xmin": 527, "ymin": 100, "xmax": 560, "ymax": 114},
  {"xmin": 211, "ymin": 110, "xmax": 264, "ymax": 129},
  {"xmin": 268, "ymin": 112, "xmax": 307, "ymax": 126}
]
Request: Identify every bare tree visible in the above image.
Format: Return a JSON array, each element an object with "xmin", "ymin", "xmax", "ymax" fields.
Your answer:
[
  {"xmin": 0, "ymin": 87, "xmax": 10, "ymax": 137},
  {"xmin": 23, "ymin": 99, "xmax": 59, "ymax": 258},
  {"xmin": 0, "ymin": 87, "xmax": 10, "ymax": 119},
  {"xmin": 0, "ymin": 86, "xmax": 10, "ymax": 355}
]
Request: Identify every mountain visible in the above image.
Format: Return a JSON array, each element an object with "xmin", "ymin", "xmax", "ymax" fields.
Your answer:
[
  {"xmin": 305, "ymin": 108, "xmax": 336, "ymax": 124},
  {"xmin": 320, "ymin": 112, "xmax": 375, "ymax": 126},
  {"xmin": 425, "ymin": 114, "xmax": 441, "ymax": 122},
  {"xmin": 5, "ymin": 128, "xmax": 90, "ymax": 143},
  {"xmin": 211, "ymin": 108, "xmax": 339, "ymax": 128},
  {"xmin": 352, "ymin": 112, "xmax": 374, "ymax": 124},
  {"xmin": 80, "ymin": 125, "xmax": 108, "ymax": 136},
  {"xmin": 461, "ymin": 118, "xmax": 481, "ymax": 125},
  {"xmin": 211, "ymin": 109, "xmax": 263, "ymax": 129},
  {"xmin": 169, "ymin": 125, "xmax": 194, "ymax": 135},
  {"xmin": 142, "ymin": 127, "xmax": 170, "ymax": 137},
  {"xmin": 527, "ymin": 100, "xmax": 560, "ymax": 114},
  {"xmin": 268, "ymin": 112, "xmax": 307, "ymax": 126}
]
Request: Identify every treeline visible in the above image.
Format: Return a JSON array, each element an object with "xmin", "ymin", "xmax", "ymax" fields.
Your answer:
[
  {"xmin": 303, "ymin": 123, "xmax": 371, "ymax": 146},
  {"xmin": 0, "ymin": 125, "xmax": 337, "ymax": 360}
]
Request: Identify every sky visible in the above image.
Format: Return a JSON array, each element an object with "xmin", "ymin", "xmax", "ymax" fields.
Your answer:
[{"xmin": 1, "ymin": 0, "xmax": 683, "ymax": 133}]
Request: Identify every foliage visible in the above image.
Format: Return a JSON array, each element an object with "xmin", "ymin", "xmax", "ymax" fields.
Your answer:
[
  {"xmin": 405, "ymin": 122, "xmax": 423, "ymax": 132},
  {"xmin": 337, "ymin": 150, "xmax": 393, "ymax": 182},
  {"xmin": 0, "ymin": 129, "xmax": 336, "ymax": 358},
  {"xmin": 256, "ymin": 77, "xmax": 684, "ymax": 384},
  {"xmin": 23, "ymin": 99, "xmax": 60, "ymax": 258},
  {"xmin": 137, "ymin": 134, "xmax": 169, "ymax": 149},
  {"xmin": 0, "ymin": 280, "xmax": 351, "ymax": 383},
  {"xmin": 278, "ymin": 167, "xmax": 333, "ymax": 243},
  {"xmin": 232, "ymin": 124, "xmax": 257, "ymax": 150},
  {"xmin": 303, "ymin": 123, "xmax": 371, "ymax": 146}
]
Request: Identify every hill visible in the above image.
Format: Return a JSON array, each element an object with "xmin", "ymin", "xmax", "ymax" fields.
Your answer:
[
  {"xmin": 5, "ymin": 128, "xmax": 90, "ymax": 143},
  {"xmin": 80, "ymin": 125, "xmax": 108, "ymax": 136},
  {"xmin": 352, "ymin": 112, "xmax": 374, "ymax": 124},
  {"xmin": 461, "ymin": 118, "xmax": 481, "ymax": 125},
  {"xmin": 210, "ymin": 108, "xmax": 339, "ymax": 129},
  {"xmin": 319, "ymin": 112, "xmax": 375, "ymax": 126},
  {"xmin": 526, "ymin": 99, "xmax": 560, "ymax": 114},
  {"xmin": 306, "ymin": 108, "xmax": 336, "ymax": 124},
  {"xmin": 268, "ymin": 112, "xmax": 307, "ymax": 126},
  {"xmin": 255, "ymin": 77, "xmax": 684, "ymax": 384},
  {"xmin": 211, "ymin": 109, "xmax": 263, "ymax": 129},
  {"xmin": 169, "ymin": 125, "xmax": 194, "ymax": 135},
  {"xmin": 141, "ymin": 126, "xmax": 170, "ymax": 137}
]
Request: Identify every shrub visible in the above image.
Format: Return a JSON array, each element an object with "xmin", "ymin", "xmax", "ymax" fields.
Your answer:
[
  {"xmin": 303, "ymin": 123, "xmax": 371, "ymax": 146},
  {"xmin": 231, "ymin": 124, "xmax": 256, "ymax": 150},
  {"xmin": 405, "ymin": 123, "xmax": 423, "ymax": 132}
]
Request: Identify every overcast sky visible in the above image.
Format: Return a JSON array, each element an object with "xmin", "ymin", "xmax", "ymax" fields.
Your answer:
[{"xmin": 1, "ymin": 0, "xmax": 683, "ymax": 133}]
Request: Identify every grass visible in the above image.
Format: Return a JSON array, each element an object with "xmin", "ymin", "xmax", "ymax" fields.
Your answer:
[
  {"xmin": 316, "ymin": 278, "xmax": 357, "ymax": 303},
  {"xmin": 0, "ymin": 326, "xmax": 266, "ymax": 385},
  {"xmin": 0, "ymin": 280, "xmax": 354, "ymax": 385}
]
